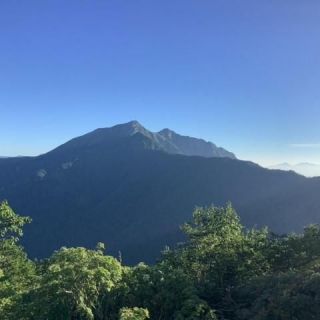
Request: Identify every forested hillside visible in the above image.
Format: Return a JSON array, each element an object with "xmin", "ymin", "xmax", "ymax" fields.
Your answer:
[
  {"xmin": 1, "ymin": 122, "xmax": 320, "ymax": 264},
  {"xmin": 1, "ymin": 201, "xmax": 320, "ymax": 319}
]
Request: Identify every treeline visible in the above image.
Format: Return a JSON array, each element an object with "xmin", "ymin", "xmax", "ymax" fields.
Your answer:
[{"xmin": 1, "ymin": 201, "xmax": 320, "ymax": 319}]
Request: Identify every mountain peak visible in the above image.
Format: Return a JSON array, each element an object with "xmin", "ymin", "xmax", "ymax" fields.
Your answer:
[
  {"xmin": 158, "ymin": 128, "xmax": 177, "ymax": 139},
  {"xmin": 110, "ymin": 120, "xmax": 146, "ymax": 135},
  {"xmin": 51, "ymin": 121, "xmax": 236, "ymax": 160},
  {"xmin": 107, "ymin": 122, "xmax": 236, "ymax": 159},
  {"xmin": 120, "ymin": 120, "xmax": 143, "ymax": 129}
]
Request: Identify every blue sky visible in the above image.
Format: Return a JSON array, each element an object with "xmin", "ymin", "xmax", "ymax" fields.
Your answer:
[{"xmin": 1, "ymin": 0, "xmax": 320, "ymax": 165}]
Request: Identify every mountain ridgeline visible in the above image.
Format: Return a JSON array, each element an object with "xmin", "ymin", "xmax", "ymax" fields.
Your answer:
[
  {"xmin": 0, "ymin": 121, "xmax": 320, "ymax": 263},
  {"xmin": 52, "ymin": 121, "xmax": 236, "ymax": 159}
]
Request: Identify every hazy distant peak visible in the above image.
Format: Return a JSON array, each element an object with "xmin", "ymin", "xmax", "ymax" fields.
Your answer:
[
  {"xmin": 269, "ymin": 162, "xmax": 320, "ymax": 177},
  {"xmin": 277, "ymin": 162, "xmax": 291, "ymax": 166},
  {"xmin": 0, "ymin": 155, "xmax": 25, "ymax": 159},
  {"xmin": 297, "ymin": 162, "xmax": 318, "ymax": 167}
]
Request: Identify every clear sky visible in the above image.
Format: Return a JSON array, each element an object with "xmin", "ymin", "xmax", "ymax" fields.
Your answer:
[{"xmin": 1, "ymin": 0, "xmax": 320, "ymax": 166}]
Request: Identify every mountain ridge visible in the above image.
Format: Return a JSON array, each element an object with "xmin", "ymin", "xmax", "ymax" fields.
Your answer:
[
  {"xmin": 1, "ymin": 121, "xmax": 320, "ymax": 264},
  {"xmin": 47, "ymin": 121, "xmax": 236, "ymax": 160}
]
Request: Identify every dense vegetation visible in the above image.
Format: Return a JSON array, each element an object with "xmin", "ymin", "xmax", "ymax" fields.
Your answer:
[{"xmin": 1, "ymin": 200, "xmax": 320, "ymax": 319}]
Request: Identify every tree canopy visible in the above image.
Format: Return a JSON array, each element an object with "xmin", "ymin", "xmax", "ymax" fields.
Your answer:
[{"xmin": 1, "ymin": 201, "xmax": 320, "ymax": 319}]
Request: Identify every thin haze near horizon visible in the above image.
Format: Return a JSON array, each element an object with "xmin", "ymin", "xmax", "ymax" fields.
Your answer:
[{"xmin": 1, "ymin": 1, "xmax": 320, "ymax": 168}]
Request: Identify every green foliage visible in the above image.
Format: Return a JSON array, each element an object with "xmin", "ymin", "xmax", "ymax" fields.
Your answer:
[
  {"xmin": 0, "ymin": 200, "xmax": 31, "ymax": 243},
  {"xmin": 117, "ymin": 262, "xmax": 216, "ymax": 320},
  {"xmin": 235, "ymin": 269, "xmax": 320, "ymax": 319},
  {"xmin": 0, "ymin": 201, "xmax": 35, "ymax": 319},
  {"xmin": 2, "ymin": 201, "xmax": 320, "ymax": 319},
  {"xmin": 119, "ymin": 307, "xmax": 149, "ymax": 320},
  {"xmin": 162, "ymin": 205, "xmax": 320, "ymax": 319},
  {"xmin": 20, "ymin": 246, "xmax": 123, "ymax": 320},
  {"xmin": 167, "ymin": 205, "xmax": 270, "ymax": 318}
]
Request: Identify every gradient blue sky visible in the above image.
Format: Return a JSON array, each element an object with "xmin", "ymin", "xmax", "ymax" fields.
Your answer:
[{"xmin": 1, "ymin": 0, "xmax": 320, "ymax": 165}]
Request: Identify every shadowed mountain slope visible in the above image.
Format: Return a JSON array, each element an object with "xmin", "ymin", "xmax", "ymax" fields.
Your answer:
[{"xmin": 0, "ymin": 121, "xmax": 319, "ymax": 263}]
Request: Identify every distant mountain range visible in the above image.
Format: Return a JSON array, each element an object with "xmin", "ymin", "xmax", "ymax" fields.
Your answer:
[
  {"xmin": 0, "ymin": 156, "xmax": 24, "ymax": 159},
  {"xmin": 269, "ymin": 162, "xmax": 320, "ymax": 177},
  {"xmin": 1, "ymin": 121, "xmax": 320, "ymax": 264}
]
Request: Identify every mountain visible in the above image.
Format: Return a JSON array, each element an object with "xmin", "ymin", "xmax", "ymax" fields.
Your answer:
[
  {"xmin": 157, "ymin": 128, "xmax": 236, "ymax": 159},
  {"xmin": 269, "ymin": 162, "xmax": 320, "ymax": 177},
  {"xmin": 1, "ymin": 121, "xmax": 320, "ymax": 264},
  {"xmin": 0, "ymin": 156, "xmax": 24, "ymax": 159},
  {"xmin": 54, "ymin": 121, "xmax": 236, "ymax": 160}
]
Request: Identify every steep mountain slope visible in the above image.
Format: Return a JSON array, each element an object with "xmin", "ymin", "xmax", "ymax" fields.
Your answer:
[{"xmin": 0, "ymin": 121, "xmax": 320, "ymax": 263}]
